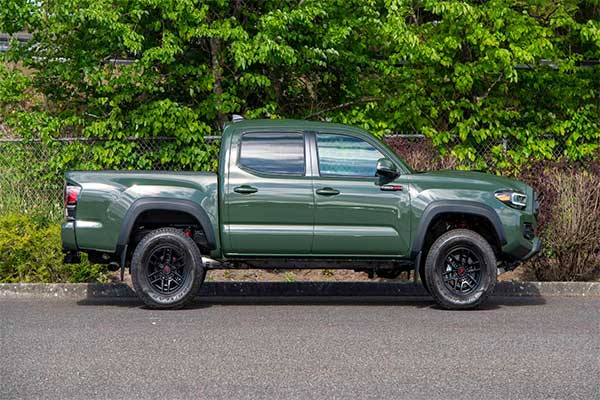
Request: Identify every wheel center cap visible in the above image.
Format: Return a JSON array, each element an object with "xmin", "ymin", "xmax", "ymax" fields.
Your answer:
[
  {"xmin": 457, "ymin": 267, "xmax": 466, "ymax": 276},
  {"xmin": 163, "ymin": 265, "xmax": 171, "ymax": 274}
]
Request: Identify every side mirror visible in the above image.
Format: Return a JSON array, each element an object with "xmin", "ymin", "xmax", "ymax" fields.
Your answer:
[{"xmin": 376, "ymin": 158, "xmax": 399, "ymax": 179}]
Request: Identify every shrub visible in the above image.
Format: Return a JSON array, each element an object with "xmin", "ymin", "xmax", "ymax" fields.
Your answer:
[
  {"xmin": 518, "ymin": 158, "xmax": 600, "ymax": 231},
  {"xmin": 524, "ymin": 170, "xmax": 600, "ymax": 281},
  {"xmin": 0, "ymin": 214, "xmax": 108, "ymax": 283},
  {"xmin": 385, "ymin": 137, "xmax": 458, "ymax": 172}
]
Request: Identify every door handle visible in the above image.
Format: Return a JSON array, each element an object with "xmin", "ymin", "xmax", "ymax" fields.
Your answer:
[
  {"xmin": 380, "ymin": 184, "xmax": 403, "ymax": 192},
  {"xmin": 234, "ymin": 185, "xmax": 258, "ymax": 194},
  {"xmin": 316, "ymin": 187, "xmax": 340, "ymax": 196}
]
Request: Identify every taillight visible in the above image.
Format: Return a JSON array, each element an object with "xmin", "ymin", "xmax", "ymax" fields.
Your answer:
[
  {"xmin": 65, "ymin": 185, "xmax": 81, "ymax": 220},
  {"xmin": 65, "ymin": 185, "xmax": 81, "ymax": 206}
]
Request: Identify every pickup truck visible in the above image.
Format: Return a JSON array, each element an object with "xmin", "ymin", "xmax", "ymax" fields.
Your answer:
[{"xmin": 62, "ymin": 118, "xmax": 541, "ymax": 309}]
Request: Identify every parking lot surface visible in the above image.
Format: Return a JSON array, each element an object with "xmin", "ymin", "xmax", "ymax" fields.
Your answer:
[{"xmin": 1, "ymin": 296, "xmax": 599, "ymax": 399}]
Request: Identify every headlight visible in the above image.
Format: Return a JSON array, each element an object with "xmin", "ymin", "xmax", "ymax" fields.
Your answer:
[{"xmin": 495, "ymin": 190, "xmax": 527, "ymax": 209}]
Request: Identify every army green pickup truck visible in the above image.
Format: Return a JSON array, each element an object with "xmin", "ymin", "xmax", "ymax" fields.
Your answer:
[{"xmin": 62, "ymin": 118, "xmax": 540, "ymax": 309}]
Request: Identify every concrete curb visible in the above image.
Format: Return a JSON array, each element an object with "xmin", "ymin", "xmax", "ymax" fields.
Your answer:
[{"xmin": 1, "ymin": 281, "xmax": 599, "ymax": 299}]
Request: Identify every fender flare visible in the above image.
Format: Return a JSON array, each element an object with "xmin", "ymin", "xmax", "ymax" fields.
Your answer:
[
  {"xmin": 410, "ymin": 200, "xmax": 507, "ymax": 259},
  {"xmin": 116, "ymin": 198, "xmax": 217, "ymax": 255}
]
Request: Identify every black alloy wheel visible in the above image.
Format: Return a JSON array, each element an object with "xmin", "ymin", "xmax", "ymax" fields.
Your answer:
[
  {"xmin": 442, "ymin": 247, "xmax": 482, "ymax": 295},
  {"xmin": 146, "ymin": 245, "xmax": 187, "ymax": 295}
]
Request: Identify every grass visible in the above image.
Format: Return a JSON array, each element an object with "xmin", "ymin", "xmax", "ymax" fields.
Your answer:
[{"xmin": 283, "ymin": 272, "xmax": 296, "ymax": 282}]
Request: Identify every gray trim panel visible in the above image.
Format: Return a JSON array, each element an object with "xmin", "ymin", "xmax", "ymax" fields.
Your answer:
[
  {"xmin": 410, "ymin": 200, "xmax": 507, "ymax": 259},
  {"xmin": 116, "ymin": 198, "xmax": 217, "ymax": 254}
]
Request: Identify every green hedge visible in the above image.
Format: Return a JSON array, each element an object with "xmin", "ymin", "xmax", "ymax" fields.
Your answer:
[{"xmin": 0, "ymin": 214, "xmax": 108, "ymax": 283}]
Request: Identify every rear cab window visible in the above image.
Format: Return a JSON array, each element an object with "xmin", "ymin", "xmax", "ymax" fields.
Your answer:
[{"xmin": 239, "ymin": 133, "xmax": 305, "ymax": 176}]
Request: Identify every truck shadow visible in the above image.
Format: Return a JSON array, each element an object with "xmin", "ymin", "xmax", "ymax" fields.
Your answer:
[
  {"xmin": 199, "ymin": 295, "xmax": 545, "ymax": 310},
  {"xmin": 201, "ymin": 295, "xmax": 546, "ymax": 310},
  {"xmin": 77, "ymin": 281, "xmax": 546, "ymax": 310}
]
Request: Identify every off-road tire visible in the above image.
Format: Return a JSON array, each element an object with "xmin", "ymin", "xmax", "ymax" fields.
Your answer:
[
  {"xmin": 131, "ymin": 228, "xmax": 205, "ymax": 309},
  {"xmin": 424, "ymin": 229, "xmax": 496, "ymax": 310}
]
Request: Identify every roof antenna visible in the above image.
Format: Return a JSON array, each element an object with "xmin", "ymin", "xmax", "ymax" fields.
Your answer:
[{"xmin": 231, "ymin": 114, "xmax": 244, "ymax": 123}]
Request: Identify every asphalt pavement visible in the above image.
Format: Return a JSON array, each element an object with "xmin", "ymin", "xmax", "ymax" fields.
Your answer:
[{"xmin": 1, "ymin": 296, "xmax": 599, "ymax": 399}]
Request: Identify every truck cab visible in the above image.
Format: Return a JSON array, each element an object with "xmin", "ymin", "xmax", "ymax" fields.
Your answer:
[{"xmin": 220, "ymin": 120, "xmax": 412, "ymax": 258}]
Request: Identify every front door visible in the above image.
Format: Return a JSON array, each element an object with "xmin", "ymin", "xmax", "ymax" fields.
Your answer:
[
  {"xmin": 224, "ymin": 131, "xmax": 314, "ymax": 255},
  {"xmin": 311, "ymin": 132, "xmax": 411, "ymax": 256}
]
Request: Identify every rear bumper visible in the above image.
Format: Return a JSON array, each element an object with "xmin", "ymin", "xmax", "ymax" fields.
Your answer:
[
  {"xmin": 61, "ymin": 221, "xmax": 78, "ymax": 252},
  {"xmin": 63, "ymin": 251, "xmax": 81, "ymax": 264},
  {"xmin": 61, "ymin": 221, "xmax": 81, "ymax": 263}
]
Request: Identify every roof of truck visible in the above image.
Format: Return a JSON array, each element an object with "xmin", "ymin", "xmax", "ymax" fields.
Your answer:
[
  {"xmin": 224, "ymin": 118, "xmax": 368, "ymax": 133},
  {"xmin": 220, "ymin": 118, "xmax": 413, "ymax": 173}
]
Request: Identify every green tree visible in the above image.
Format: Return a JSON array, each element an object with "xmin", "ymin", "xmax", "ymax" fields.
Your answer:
[{"xmin": 1, "ymin": 0, "xmax": 599, "ymax": 173}]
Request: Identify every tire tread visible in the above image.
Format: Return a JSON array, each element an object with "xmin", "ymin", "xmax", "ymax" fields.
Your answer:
[
  {"xmin": 131, "ymin": 227, "xmax": 204, "ymax": 309},
  {"xmin": 424, "ymin": 229, "xmax": 496, "ymax": 310}
]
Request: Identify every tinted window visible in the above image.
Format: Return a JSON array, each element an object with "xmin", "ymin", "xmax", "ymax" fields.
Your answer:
[
  {"xmin": 316, "ymin": 133, "xmax": 384, "ymax": 177},
  {"xmin": 239, "ymin": 133, "xmax": 305, "ymax": 175}
]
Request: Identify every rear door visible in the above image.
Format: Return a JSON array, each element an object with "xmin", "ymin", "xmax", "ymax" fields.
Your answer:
[
  {"xmin": 310, "ymin": 132, "xmax": 411, "ymax": 256},
  {"xmin": 223, "ymin": 131, "xmax": 315, "ymax": 255}
]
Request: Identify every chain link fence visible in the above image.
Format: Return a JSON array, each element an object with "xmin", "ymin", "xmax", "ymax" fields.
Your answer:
[
  {"xmin": 0, "ymin": 136, "xmax": 220, "ymax": 219},
  {"xmin": 0, "ymin": 134, "xmax": 590, "ymax": 219}
]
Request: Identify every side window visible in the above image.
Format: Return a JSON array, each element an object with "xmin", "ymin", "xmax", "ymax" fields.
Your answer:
[
  {"xmin": 239, "ymin": 133, "xmax": 305, "ymax": 175},
  {"xmin": 316, "ymin": 133, "xmax": 384, "ymax": 177}
]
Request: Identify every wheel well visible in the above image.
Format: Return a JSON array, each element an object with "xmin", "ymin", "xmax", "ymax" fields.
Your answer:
[
  {"xmin": 422, "ymin": 213, "xmax": 502, "ymax": 257},
  {"xmin": 128, "ymin": 209, "xmax": 210, "ymax": 253}
]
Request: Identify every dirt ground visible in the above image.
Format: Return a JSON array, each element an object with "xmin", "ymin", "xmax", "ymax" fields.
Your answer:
[
  {"xmin": 205, "ymin": 267, "xmax": 525, "ymax": 282},
  {"xmin": 111, "ymin": 267, "xmax": 525, "ymax": 284}
]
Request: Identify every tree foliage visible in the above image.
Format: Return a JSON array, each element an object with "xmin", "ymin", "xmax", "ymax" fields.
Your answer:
[{"xmin": 1, "ymin": 0, "xmax": 599, "ymax": 171}]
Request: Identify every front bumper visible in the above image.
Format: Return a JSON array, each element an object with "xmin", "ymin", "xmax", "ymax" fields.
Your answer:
[
  {"xmin": 499, "ymin": 237, "xmax": 541, "ymax": 273},
  {"xmin": 520, "ymin": 237, "xmax": 542, "ymax": 262}
]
